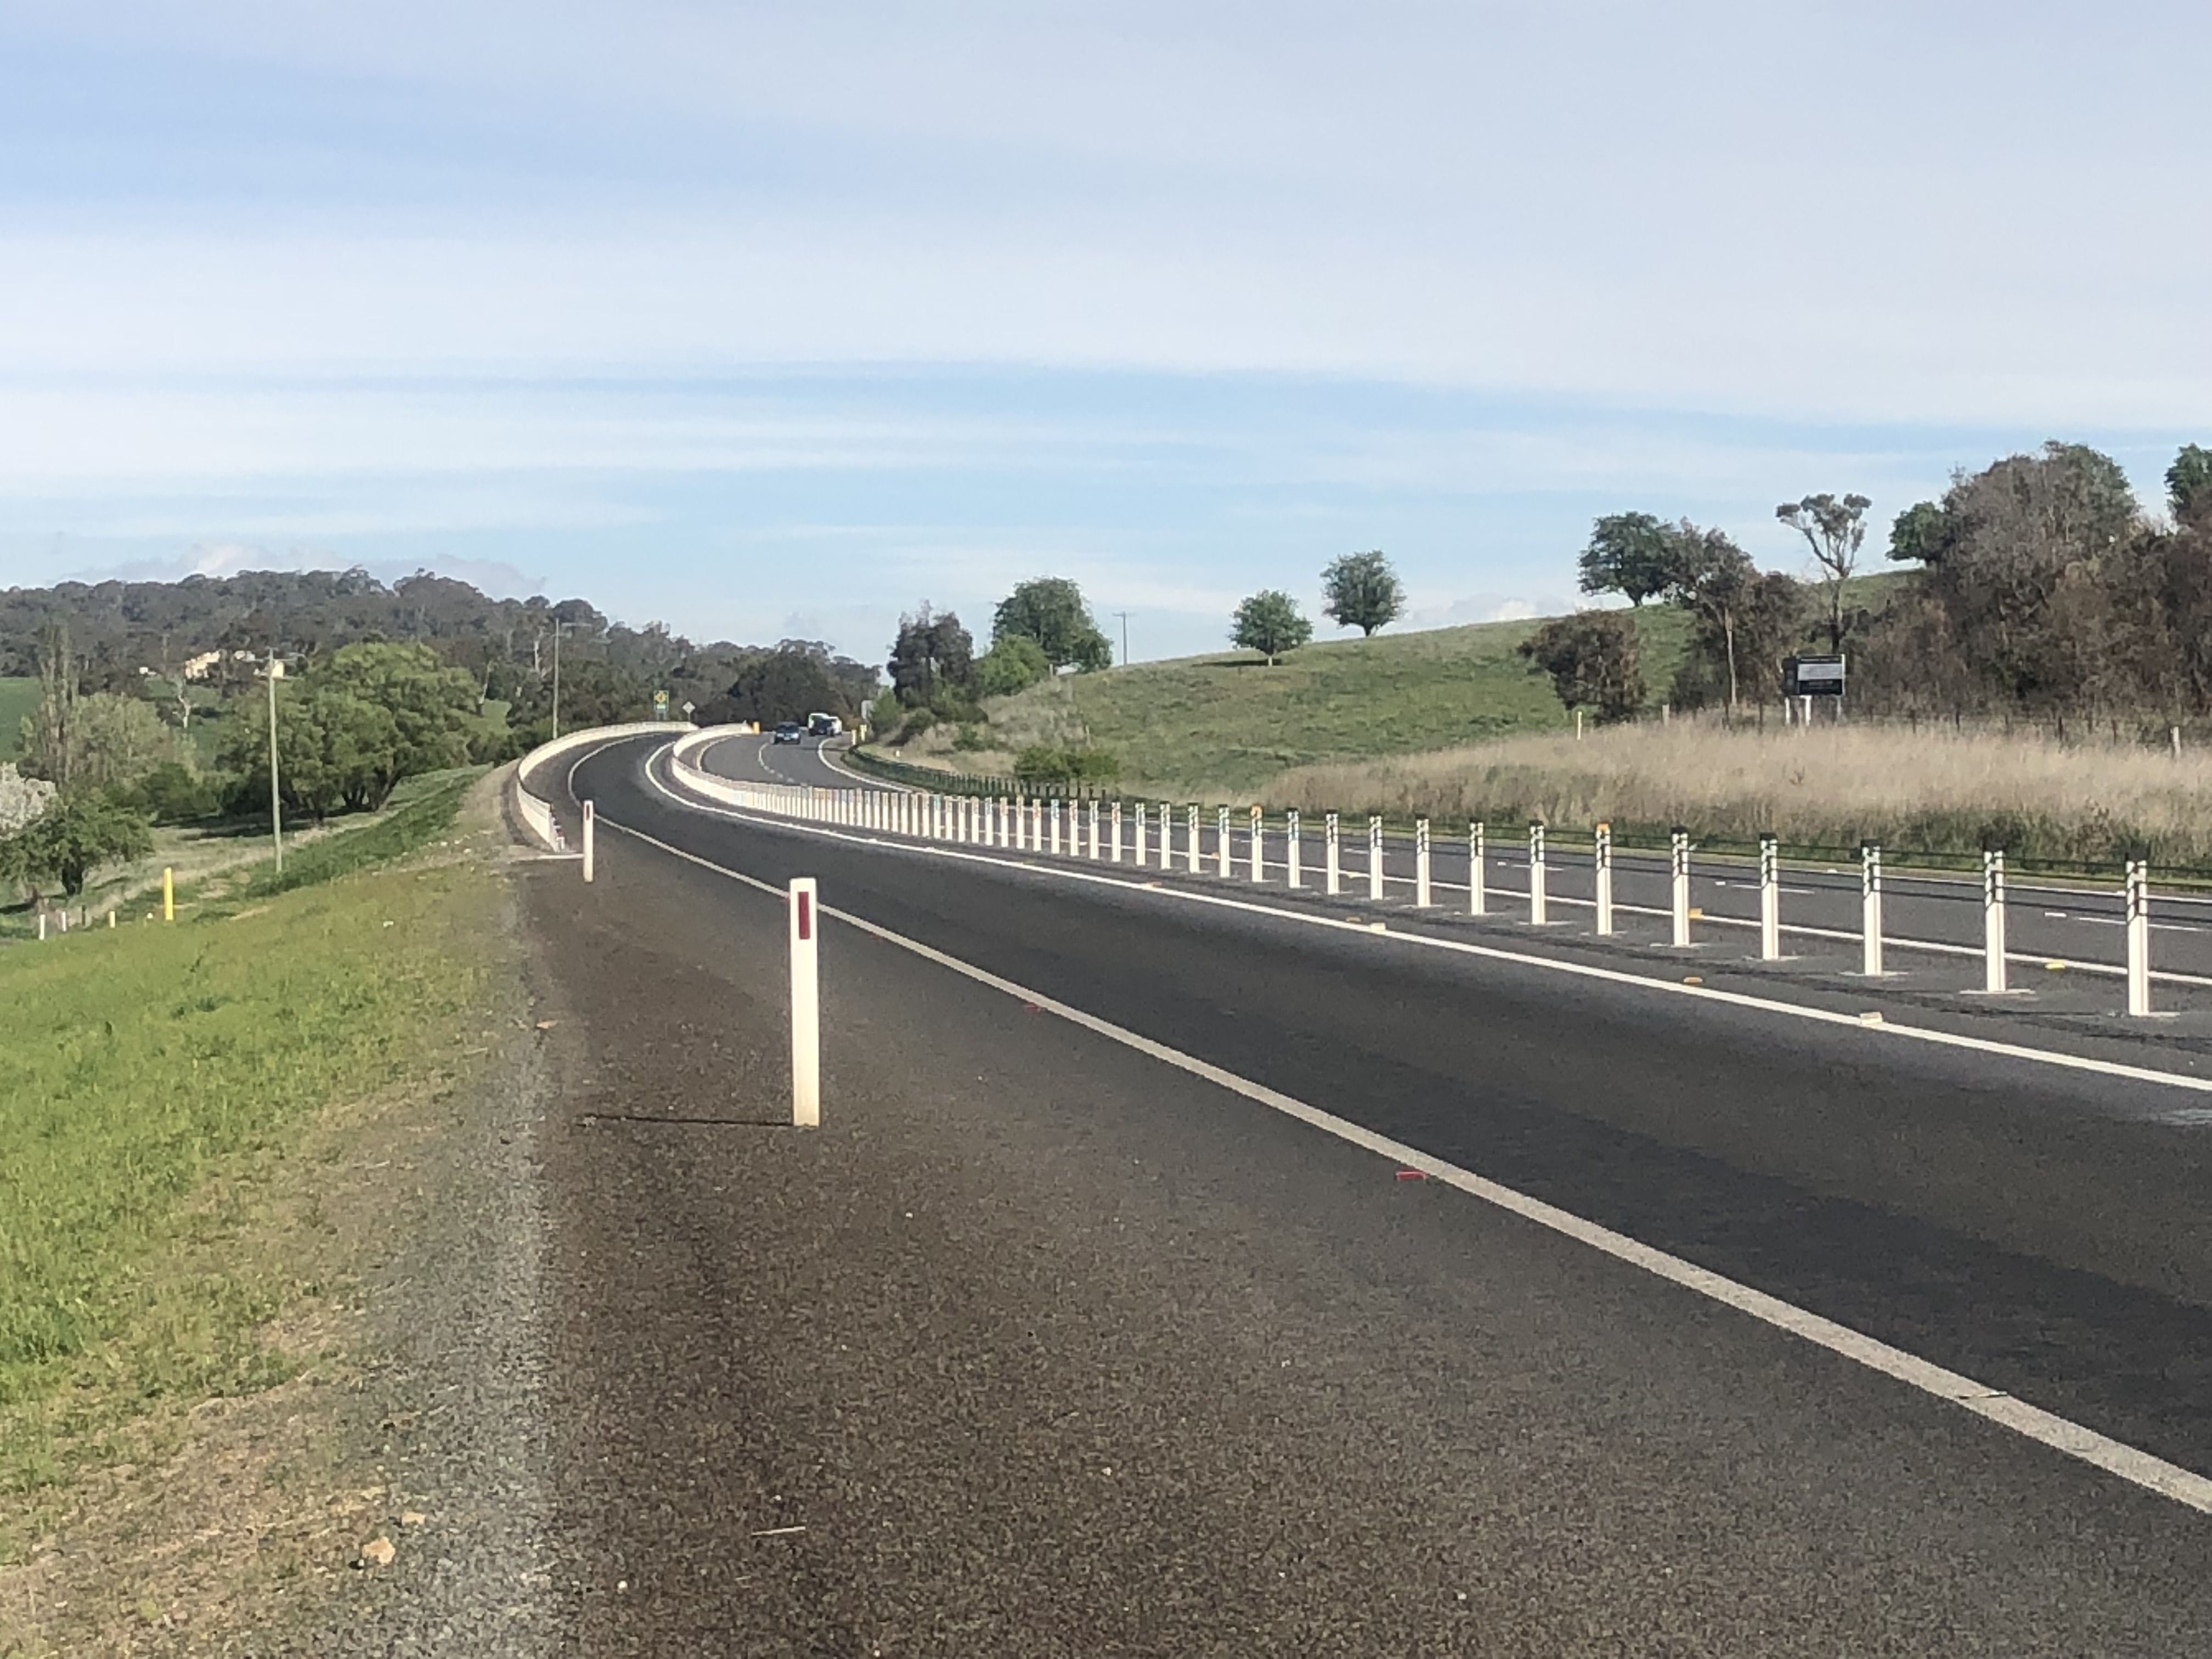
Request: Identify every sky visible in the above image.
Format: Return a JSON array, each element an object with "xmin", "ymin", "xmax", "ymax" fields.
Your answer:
[{"xmin": 1, "ymin": 0, "xmax": 2207, "ymax": 664}]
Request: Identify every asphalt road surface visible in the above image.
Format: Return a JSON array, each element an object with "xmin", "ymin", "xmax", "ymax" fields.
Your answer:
[{"xmin": 518, "ymin": 733, "xmax": 2212, "ymax": 1655}]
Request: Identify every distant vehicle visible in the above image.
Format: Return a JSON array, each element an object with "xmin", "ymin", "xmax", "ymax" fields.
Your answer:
[
  {"xmin": 772, "ymin": 721, "xmax": 806, "ymax": 744},
  {"xmin": 806, "ymin": 712, "xmax": 844, "ymax": 737}
]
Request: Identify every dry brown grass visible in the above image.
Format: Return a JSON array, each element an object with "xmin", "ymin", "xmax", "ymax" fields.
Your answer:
[{"xmin": 1272, "ymin": 723, "xmax": 2212, "ymax": 866}]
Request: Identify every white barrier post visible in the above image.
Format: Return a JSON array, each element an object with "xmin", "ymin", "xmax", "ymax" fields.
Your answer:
[
  {"xmin": 1049, "ymin": 800, "xmax": 1062, "ymax": 855},
  {"xmin": 582, "ymin": 800, "xmax": 596, "ymax": 883},
  {"xmin": 1159, "ymin": 802, "xmax": 1174, "ymax": 870},
  {"xmin": 2126, "ymin": 859, "xmax": 2152, "ymax": 1017},
  {"xmin": 1325, "ymin": 812, "xmax": 1342, "ymax": 894},
  {"xmin": 1528, "ymin": 823, "xmax": 1547, "ymax": 924},
  {"xmin": 1861, "ymin": 843, "xmax": 1883, "ymax": 976},
  {"xmin": 788, "ymin": 878, "xmax": 821, "ymax": 1128},
  {"xmin": 999, "ymin": 797, "xmax": 1010, "ymax": 847},
  {"xmin": 1111, "ymin": 800, "xmax": 1124, "ymax": 862},
  {"xmin": 1594, "ymin": 823, "xmax": 1612, "ymax": 934},
  {"xmin": 1249, "ymin": 806, "xmax": 1265, "ymax": 882},
  {"xmin": 1032, "ymin": 798, "xmax": 1045, "ymax": 850},
  {"xmin": 1187, "ymin": 805, "xmax": 1201, "ymax": 873},
  {"xmin": 1217, "ymin": 808, "xmax": 1232, "ymax": 877},
  {"xmin": 1415, "ymin": 819, "xmax": 1432, "ymax": 907},
  {"xmin": 1287, "ymin": 810, "xmax": 1302, "ymax": 889},
  {"xmin": 1367, "ymin": 816, "xmax": 1385, "ymax": 901},
  {"xmin": 1671, "ymin": 828, "xmax": 1692, "ymax": 947},
  {"xmin": 1135, "ymin": 803, "xmax": 1149, "ymax": 865},
  {"xmin": 1088, "ymin": 799, "xmax": 1101, "ymax": 860},
  {"xmin": 1470, "ymin": 822, "xmax": 1486, "ymax": 916},
  {"xmin": 1758, "ymin": 834, "xmax": 1780, "ymax": 960},
  {"xmin": 1983, "ymin": 850, "xmax": 2007, "ymax": 994}
]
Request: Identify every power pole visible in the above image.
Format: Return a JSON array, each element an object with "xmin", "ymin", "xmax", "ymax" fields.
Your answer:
[
  {"xmin": 1115, "ymin": 611, "xmax": 1130, "ymax": 667},
  {"xmin": 267, "ymin": 648, "xmax": 284, "ymax": 874}
]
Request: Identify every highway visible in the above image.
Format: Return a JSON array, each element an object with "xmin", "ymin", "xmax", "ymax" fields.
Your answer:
[{"xmin": 518, "ymin": 732, "xmax": 2212, "ymax": 1654}]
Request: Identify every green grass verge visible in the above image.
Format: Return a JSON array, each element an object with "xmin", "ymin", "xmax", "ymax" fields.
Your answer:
[
  {"xmin": 239, "ymin": 767, "xmax": 483, "ymax": 899},
  {"xmin": 0, "ymin": 833, "xmax": 499, "ymax": 1538}
]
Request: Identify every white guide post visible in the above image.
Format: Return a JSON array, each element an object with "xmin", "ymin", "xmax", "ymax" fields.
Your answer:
[
  {"xmin": 1050, "ymin": 800, "xmax": 1062, "ymax": 855},
  {"xmin": 1135, "ymin": 803, "xmax": 1149, "ymax": 866},
  {"xmin": 1187, "ymin": 805, "xmax": 1201, "ymax": 874},
  {"xmin": 1088, "ymin": 799, "xmax": 1101, "ymax": 860},
  {"xmin": 1250, "ymin": 805, "xmax": 1265, "ymax": 882},
  {"xmin": 1159, "ymin": 803, "xmax": 1174, "ymax": 870},
  {"xmin": 1670, "ymin": 828, "xmax": 1692, "ymax": 947},
  {"xmin": 1111, "ymin": 800, "xmax": 1124, "ymax": 862},
  {"xmin": 1861, "ymin": 843, "xmax": 1883, "ymax": 976},
  {"xmin": 2126, "ymin": 860, "xmax": 2152, "ymax": 1017},
  {"xmin": 1983, "ymin": 850, "xmax": 2007, "ymax": 994},
  {"xmin": 1593, "ymin": 823, "xmax": 1612, "ymax": 934},
  {"xmin": 1415, "ymin": 819, "xmax": 1432, "ymax": 907},
  {"xmin": 1470, "ymin": 822, "xmax": 1486, "ymax": 916},
  {"xmin": 582, "ymin": 799, "xmax": 596, "ymax": 883},
  {"xmin": 1528, "ymin": 823, "xmax": 1547, "ymax": 924},
  {"xmin": 788, "ymin": 878, "xmax": 821, "ymax": 1128},
  {"xmin": 1287, "ymin": 810, "xmax": 1302, "ymax": 889},
  {"xmin": 1367, "ymin": 816, "xmax": 1385, "ymax": 901},
  {"xmin": 1758, "ymin": 834, "xmax": 1780, "ymax": 960},
  {"xmin": 1217, "ymin": 807, "xmax": 1232, "ymax": 878},
  {"xmin": 1325, "ymin": 812, "xmax": 1341, "ymax": 895}
]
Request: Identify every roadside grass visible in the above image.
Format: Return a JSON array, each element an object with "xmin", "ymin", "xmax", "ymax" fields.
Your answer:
[
  {"xmin": 874, "ymin": 612, "xmax": 1696, "ymax": 798},
  {"xmin": 0, "ymin": 782, "xmax": 510, "ymax": 1656},
  {"xmin": 1274, "ymin": 721, "xmax": 2212, "ymax": 870},
  {"xmin": 0, "ymin": 680, "xmax": 36, "ymax": 763},
  {"xmin": 238, "ymin": 767, "xmax": 482, "ymax": 899}
]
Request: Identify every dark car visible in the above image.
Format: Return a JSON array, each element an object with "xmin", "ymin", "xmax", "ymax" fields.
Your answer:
[{"xmin": 771, "ymin": 721, "xmax": 806, "ymax": 744}]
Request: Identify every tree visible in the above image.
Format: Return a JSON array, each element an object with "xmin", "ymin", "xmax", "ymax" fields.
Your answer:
[
  {"xmin": 3, "ymin": 791, "xmax": 153, "ymax": 897},
  {"xmin": 69, "ymin": 692, "xmax": 178, "ymax": 795},
  {"xmin": 1231, "ymin": 590, "xmax": 1313, "ymax": 665},
  {"xmin": 1320, "ymin": 550, "xmax": 1406, "ymax": 636},
  {"xmin": 2169, "ymin": 444, "xmax": 2212, "ymax": 527},
  {"xmin": 22, "ymin": 622, "xmax": 78, "ymax": 788},
  {"xmin": 1660, "ymin": 522, "xmax": 1760, "ymax": 715},
  {"xmin": 1576, "ymin": 512, "xmax": 1676, "ymax": 607},
  {"xmin": 992, "ymin": 578, "xmax": 1113, "ymax": 672},
  {"xmin": 0, "ymin": 763, "xmax": 55, "ymax": 834},
  {"xmin": 1888, "ymin": 499, "xmax": 1951, "ymax": 565},
  {"xmin": 888, "ymin": 606, "xmax": 977, "ymax": 708},
  {"xmin": 975, "ymin": 635, "xmax": 1051, "ymax": 698},
  {"xmin": 724, "ymin": 645, "xmax": 856, "ymax": 727},
  {"xmin": 1517, "ymin": 612, "xmax": 1645, "ymax": 721},
  {"xmin": 1775, "ymin": 492, "xmax": 1872, "ymax": 651}
]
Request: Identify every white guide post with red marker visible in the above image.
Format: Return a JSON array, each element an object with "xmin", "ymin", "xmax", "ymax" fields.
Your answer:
[{"xmin": 789, "ymin": 877, "xmax": 821, "ymax": 1127}]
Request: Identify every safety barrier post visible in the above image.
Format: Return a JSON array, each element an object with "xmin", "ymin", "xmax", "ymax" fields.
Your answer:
[
  {"xmin": 1159, "ymin": 802, "xmax": 1174, "ymax": 870},
  {"xmin": 1287, "ymin": 810, "xmax": 1302, "ymax": 889},
  {"xmin": 1593, "ymin": 823, "xmax": 1612, "ymax": 934},
  {"xmin": 1250, "ymin": 806, "xmax": 1265, "ymax": 882},
  {"xmin": 1088, "ymin": 799, "xmax": 1101, "ymax": 859},
  {"xmin": 1983, "ymin": 850, "xmax": 2007, "ymax": 993},
  {"xmin": 2127, "ymin": 860, "xmax": 2152, "ymax": 1017},
  {"xmin": 164, "ymin": 866, "xmax": 176, "ymax": 923},
  {"xmin": 1368, "ymin": 816, "xmax": 1385, "ymax": 901},
  {"xmin": 1325, "ymin": 813, "xmax": 1341, "ymax": 894},
  {"xmin": 1217, "ymin": 808, "xmax": 1232, "ymax": 877},
  {"xmin": 582, "ymin": 800, "xmax": 596, "ymax": 882},
  {"xmin": 788, "ymin": 878, "xmax": 820, "ymax": 1128},
  {"xmin": 1528, "ymin": 823, "xmax": 1546, "ymax": 924},
  {"xmin": 1415, "ymin": 819, "xmax": 1432, "ymax": 906},
  {"xmin": 1187, "ymin": 805, "xmax": 1201, "ymax": 873},
  {"xmin": 1470, "ymin": 823, "xmax": 1486, "ymax": 916},
  {"xmin": 1135, "ymin": 803, "xmax": 1149, "ymax": 866},
  {"xmin": 1671, "ymin": 828, "xmax": 1692, "ymax": 947},
  {"xmin": 1758, "ymin": 834, "xmax": 1780, "ymax": 960},
  {"xmin": 1861, "ymin": 843, "xmax": 1883, "ymax": 975},
  {"xmin": 1111, "ymin": 800, "xmax": 1124, "ymax": 862},
  {"xmin": 1050, "ymin": 800, "xmax": 1062, "ymax": 855}
]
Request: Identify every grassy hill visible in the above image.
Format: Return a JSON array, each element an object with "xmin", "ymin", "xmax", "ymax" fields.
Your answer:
[
  {"xmin": 909, "ymin": 608, "xmax": 1695, "ymax": 798},
  {"xmin": 0, "ymin": 678, "xmax": 37, "ymax": 761}
]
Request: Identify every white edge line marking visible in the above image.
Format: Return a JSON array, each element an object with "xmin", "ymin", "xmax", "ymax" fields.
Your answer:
[
  {"xmin": 627, "ymin": 746, "xmax": 2212, "ymax": 1098},
  {"xmin": 594, "ymin": 808, "xmax": 2212, "ymax": 1520}
]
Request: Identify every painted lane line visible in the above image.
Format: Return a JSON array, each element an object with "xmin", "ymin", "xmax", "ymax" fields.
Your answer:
[
  {"xmin": 626, "ymin": 750, "xmax": 2212, "ymax": 1098},
  {"xmin": 595, "ymin": 811, "xmax": 2212, "ymax": 1521}
]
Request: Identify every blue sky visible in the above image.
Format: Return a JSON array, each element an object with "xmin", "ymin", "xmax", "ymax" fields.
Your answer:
[{"xmin": 2, "ymin": 1, "xmax": 2207, "ymax": 664}]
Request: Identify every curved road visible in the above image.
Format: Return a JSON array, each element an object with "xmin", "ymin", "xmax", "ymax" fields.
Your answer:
[{"xmin": 516, "ymin": 731, "xmax": 2212, "ymax": 1655}]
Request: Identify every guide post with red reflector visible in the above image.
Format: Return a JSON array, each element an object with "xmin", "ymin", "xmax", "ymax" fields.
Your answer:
[
  {"xmin": 788, "ymin": 877, "xmax": 821, "ymax": 1127},
  {"xmin": 581, "ymin": 799, "xmax": 596, "ymax": 883}
]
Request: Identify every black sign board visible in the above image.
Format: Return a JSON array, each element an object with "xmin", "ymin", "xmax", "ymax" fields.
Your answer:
[{"xmin": 1784, "ymin": 654, "xmax": 1846, "ymax": 697}]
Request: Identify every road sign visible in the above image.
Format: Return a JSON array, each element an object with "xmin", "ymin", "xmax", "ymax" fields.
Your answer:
[
  {"xmin": 653, "ymin": 689, "xmax": 670, "ymax": 718},
  {"xmin": 681, "ymin": 699, "xmax": 696, "ymax": 718},
  {"xmin": 1784, "ymin": 654, "xmax": 1846, "ymax": 696}
]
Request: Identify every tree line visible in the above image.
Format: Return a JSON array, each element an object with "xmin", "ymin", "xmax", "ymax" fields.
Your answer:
[{"xmin": 1525, "ymin": 440, "xmax": 2212, "ymax": 732}]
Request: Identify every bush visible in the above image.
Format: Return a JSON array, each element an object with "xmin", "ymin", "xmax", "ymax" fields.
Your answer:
[
  {"xmin": 892, "ymin": 707, "xmax": 938, "ymax": 745},
  {"xmin": 1014, "ymin": 744, "xmax": 1075, "ymax": 783},
  {"xmin": 976, "ymin": 635, "xmax": 1052, "ymax": 697},
  {"xmin": 952, "ymin": 724, "xmax": 991, "ymax": 753},
  {"xmin": 128, "ymin": 760, "xmax": 223, "ymax": 825}
]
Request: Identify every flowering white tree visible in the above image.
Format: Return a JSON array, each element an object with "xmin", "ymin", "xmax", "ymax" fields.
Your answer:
[{"xmin": 0, "ymin": 763, "xmax": 55, "ymax": 834}]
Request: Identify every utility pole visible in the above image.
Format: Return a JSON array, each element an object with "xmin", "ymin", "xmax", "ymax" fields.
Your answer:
[
  {"xmin": 551, "ymin": 620, "xmax": 571, "ymax": 741},
  {"xmin": 267, "ymin": 648, "xmax": 284, "ymax": 874},
  {"xmin": 1115, "ymin": 611, "xmax": 1130, "ymax": 667}
]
